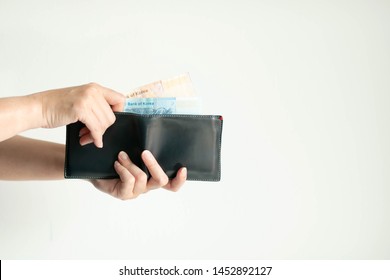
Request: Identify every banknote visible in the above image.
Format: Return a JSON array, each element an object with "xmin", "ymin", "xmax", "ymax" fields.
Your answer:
[
  {"xmin": 127, "ymin": 80, "xmax": 164, "ymax": 98},
  {"xmin": 175, "ymin": 97, "xmax": 202, "ymax": 114},
  {"xmin": 123, "ymin": 97, "xmax": 201, "ymax": 115},
  {"xmin": 123, "ymin": 97, "xmax": 176, "ymax": 114},
  {"xmin": 127, "ymin": 73, "xmax": 196, "ymax": 98},
  {"xmin": 161, "ymin": 72, "xmax": 196, "ymax": 97}
]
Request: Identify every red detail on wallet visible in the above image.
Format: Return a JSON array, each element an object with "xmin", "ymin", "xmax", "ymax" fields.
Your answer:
[{"xmin": 219, "ymin": 116, "xmax": 223, "ymax": 121}]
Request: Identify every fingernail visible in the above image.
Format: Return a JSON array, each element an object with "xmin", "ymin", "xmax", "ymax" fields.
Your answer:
[
  {"xmin": 79, "ymin": 127, "xmax": 88, "ymax": 137},
  {"xmin": 79, "ymin": 135, "xmax": 94, "ymax": 146},
  {"xmin": 142, "ymin": 150, "xmax": 153, "ymax": 160},
  {"xmin": 79, "ymin": 139, "xmax": 86, "ymax": 146},
  {"xmin": 119, "ymin": 151, "xmax": 128, "ymax": 160},
  {"xmin": 182, "ymin": 167, "xmax": 187, "ymax": 179},
  {"xmin": 95, "ymin": 140, "xmax": 103, "ymax": 148}
]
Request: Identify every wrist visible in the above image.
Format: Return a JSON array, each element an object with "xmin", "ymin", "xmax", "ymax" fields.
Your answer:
[{"xmin": 24, "ymin": 92, "xmax": 45, "ymax": 129}]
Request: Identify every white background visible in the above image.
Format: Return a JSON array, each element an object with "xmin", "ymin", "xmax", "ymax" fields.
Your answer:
[{"xmin": 0, "ymin": 0, "xmax": 389, "ymax": 259}]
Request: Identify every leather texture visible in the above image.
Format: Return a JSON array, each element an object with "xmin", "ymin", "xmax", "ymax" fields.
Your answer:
[{"xmin": 65, "ymin": 112, "xmax": 223, "ymax": 181}]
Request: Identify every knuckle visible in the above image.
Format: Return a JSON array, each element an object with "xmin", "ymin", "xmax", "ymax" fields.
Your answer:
[
  {"xmin": 147, "ymin": 160, "xmax": 158, "ymax": 170},
  {"xmin": 96, "ymin": 121, "xmax": 108, "ymax": 132},
  {"xmin": 108, "ymin": 113, "xmax": 116, "ymax": 125},
  {"xmin": 99, "ymin": 122, "xmax": 108, "ymax": 133},
  {"xmin": 89, "ymin": 125, "xmax": 103, "ymax": 135},
  {"xmin": 82, "ymin": 83, "xmax": 100, "ymax": 97},
  {"xmin": 103, "ymin": 115, "xmax": 115, "ymax": 129},
  {"xmin": 86, "ymin": 82, "xmax": 100, "ymax": 90},
  {"xmin": 135, "ymin": 172, "xmax": 147, "ymax": 184},
  {"xmin": 157, "ymin": 175, "xmax": 169, "ymax": 186},
  {"xmin": 118, "ymin": 184, "xmax": 136, "ymax": 200},
  {"xmin": 126, "ymin": 176, "xmax": 136, "ymax": 185}
]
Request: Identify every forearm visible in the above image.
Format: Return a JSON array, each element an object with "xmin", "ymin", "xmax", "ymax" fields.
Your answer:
[
  {"xmin": 0, "ymin": 95, "xmax": 43, "ymax": 142},
  {"xmin": 0, "ymin": 135, "xmax": 65, "ymax": 180}
]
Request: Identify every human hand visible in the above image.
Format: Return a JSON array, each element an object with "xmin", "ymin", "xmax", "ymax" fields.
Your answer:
[
  {"xmin": 90, "ymin": 150, "xmax": 187, "ymax": 200},
  {"xmin": 39, "ymin": 83, "xmax": 125, "ymax": 148}
]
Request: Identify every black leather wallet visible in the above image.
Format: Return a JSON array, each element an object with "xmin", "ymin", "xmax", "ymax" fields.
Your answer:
[{"xmin": 64, "ymin": 112, "xmax": 223, "ymax": 181}]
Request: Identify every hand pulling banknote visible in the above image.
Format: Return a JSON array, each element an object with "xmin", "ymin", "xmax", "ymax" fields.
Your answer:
[{"xmin": 124, "ymin": 73, "xmax": 202, "ymax": 115}]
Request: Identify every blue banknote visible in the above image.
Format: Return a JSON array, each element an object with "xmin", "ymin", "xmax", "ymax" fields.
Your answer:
[{"xmin": 123, "ymin": 97, "xmax": 201, "ymax": 114}]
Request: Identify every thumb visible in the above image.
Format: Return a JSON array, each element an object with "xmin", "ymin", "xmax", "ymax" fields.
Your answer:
[{"xmin": 103, "ymin": 89, "xmax": 125, "ymax": 111}]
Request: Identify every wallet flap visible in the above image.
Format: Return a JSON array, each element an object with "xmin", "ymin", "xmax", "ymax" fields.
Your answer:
[{"xmin": 65, "ymin": 113, "xmax": 223, "ymax": 181}]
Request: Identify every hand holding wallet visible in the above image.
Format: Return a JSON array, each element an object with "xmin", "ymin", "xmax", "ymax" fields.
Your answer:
[{"xmin": 65, "ymin": 112, "xmax": 223, "ymax": 181}]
